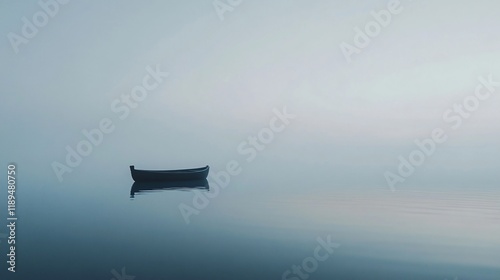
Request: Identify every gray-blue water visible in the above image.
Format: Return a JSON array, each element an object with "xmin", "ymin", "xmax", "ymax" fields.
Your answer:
[{"xmin": 1, "ymin": 158, "xmax": 499, "ymax": 279}]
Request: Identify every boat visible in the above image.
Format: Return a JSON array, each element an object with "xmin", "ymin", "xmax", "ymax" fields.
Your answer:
[
  {"xmin": 129, "ymin": 165, "xmax": 209, "ymax": 182},
  {"xmin": 130, "ymin": 179, "xmax": 209, "ymax": 198}
]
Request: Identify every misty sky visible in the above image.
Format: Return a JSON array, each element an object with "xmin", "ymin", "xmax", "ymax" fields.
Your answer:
[{"xmin": 1, "ymin": 0, "xmax": 499, "ymax": 187}]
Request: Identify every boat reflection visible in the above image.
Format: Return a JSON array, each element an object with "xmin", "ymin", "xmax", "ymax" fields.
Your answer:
[{"xmin": 130, "ymin": 179, "xmax": 209, "ymax": 198}]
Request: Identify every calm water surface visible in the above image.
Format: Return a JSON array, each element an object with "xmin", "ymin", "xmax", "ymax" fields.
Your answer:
[{"xmin": 1, "ymin": 160, "xmax": 498, "ymax": 280}]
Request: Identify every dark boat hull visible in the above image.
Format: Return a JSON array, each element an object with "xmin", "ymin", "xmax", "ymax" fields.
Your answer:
[{"xmin": 130, "ymin": 165, "xmax": 209, "ymax": 182}]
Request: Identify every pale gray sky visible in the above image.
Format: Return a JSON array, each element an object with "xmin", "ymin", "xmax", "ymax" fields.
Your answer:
[{"xmin": 1, "ymin": 0, "xmax": 499, "ymax": 186}]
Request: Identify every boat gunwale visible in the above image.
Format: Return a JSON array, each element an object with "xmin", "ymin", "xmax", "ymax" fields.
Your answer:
[{"xmin": 130, "ymin": 165, "xmax": 209, "ymax": 174}]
